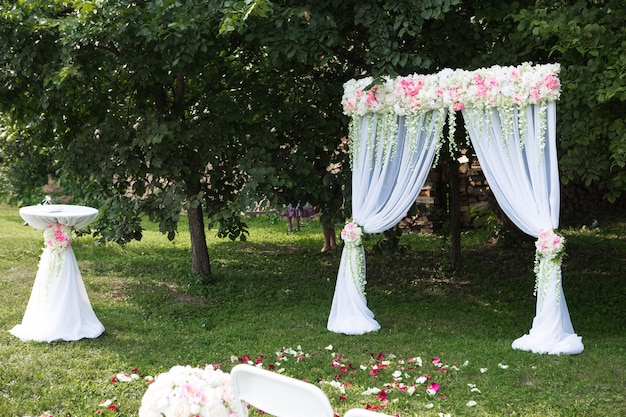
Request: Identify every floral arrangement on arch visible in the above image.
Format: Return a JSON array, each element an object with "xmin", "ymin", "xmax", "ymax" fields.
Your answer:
[
  {"xmin": 341, "ymin": 62, "xmax": 561, "ymax": 168},
  {"xmin": 341, "ymin": 62, "xmax": 561, "ymax": 117},
  {"xmin": 138, "ymin": 364, "xmax": 237, "ymax": 417},
  {"xmin": 533, "ymin": 229, "xmax": 566, "ymax": 305},
  {"xmin": 341, "ymin": 221, "xmax": 367, "ymax": 295},
  {"xmin": 341, "ymin": 221, "xmax": 364, "ymax": 247}
]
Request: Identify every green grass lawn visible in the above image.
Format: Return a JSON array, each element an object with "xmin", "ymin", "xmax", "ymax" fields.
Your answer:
[{"xmin": 0, "ymin": 204, "xmax": 624, "ymax": 417}]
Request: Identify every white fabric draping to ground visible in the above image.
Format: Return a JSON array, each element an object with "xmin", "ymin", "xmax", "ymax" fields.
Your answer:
[
  {"xmin": 463, "ymin": 102, "xmax": 583, "ymax": 354},
  {"xmin": 328, "ymin": 111, "xmax": 443, "ymax": 334},
  {"xmin": 10, "ymin": 205, "xmax": 104, "ymax": 342},
  {"xmin": 10, "ymin": 246, "xmax": 105, "ymax": 342}
]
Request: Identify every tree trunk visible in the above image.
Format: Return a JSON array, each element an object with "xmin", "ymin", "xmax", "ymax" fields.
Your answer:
[
  {"xmin": 449, "ymin": 160, "xmax": 461, "ymax": 268},
  {"xmin": 187, "ymin": 204, "xmax": 211, "ymax": 276}
]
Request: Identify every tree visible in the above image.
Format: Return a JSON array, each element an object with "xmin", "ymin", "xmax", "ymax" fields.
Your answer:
[
  {"xmin": 507, "ymin": 0, "xmax": 626, "ymax": 203},
  {"xmin": 3, "ymin": 0, "xmax": 623, "ymax": 278},
  {"xmin": 1, "ymin": 0, "xmax": 468, "ymax": 275},
  {"xmin": 0, "ymin": 0, "xmax": 349, "ymax": 275},
  {"xmin": 221, "ymin": 0, "xmax": 462, "ymax": 77}
]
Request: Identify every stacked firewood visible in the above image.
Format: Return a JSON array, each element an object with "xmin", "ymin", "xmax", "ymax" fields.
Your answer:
[{"xmin": 401, "ymin": 152, "xmax": 494, "ymax": 233}]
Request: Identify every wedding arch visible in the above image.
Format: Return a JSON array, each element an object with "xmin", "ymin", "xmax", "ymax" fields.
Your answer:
[{"xmin": 327, "ymin": 62, "xmax": 584, "ymax": 355}]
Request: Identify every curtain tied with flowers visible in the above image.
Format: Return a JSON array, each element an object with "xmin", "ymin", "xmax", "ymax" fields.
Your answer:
[{"xmin": 329, "ymin": 63, "xmax": 583, "ymax": 355}]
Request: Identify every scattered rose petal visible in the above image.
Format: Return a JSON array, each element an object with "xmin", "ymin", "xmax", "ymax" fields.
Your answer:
[
  {"xmin": 468, "ymin": 383, "xmax": 482, "ymax": 394},
  {"xmin": 99, "ymin": 399, "xmax": 113, "ymax": 407},
  {"xmin": 115, "ymin": 373, "xmax": 136, "ymax": 382},
  {"xmin": 426, "ymin": 382, "xmax": 440, "ymax": 396},
  {"xmin": 361, "ymin": 387, "xmax": 382, "ymax": 395}
]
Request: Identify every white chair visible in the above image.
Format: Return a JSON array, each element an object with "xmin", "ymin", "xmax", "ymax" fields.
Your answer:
[
  {"xmin": 344, "ymin": 409, "xmax": 393, "ymax": 417},
  {"xmin": 230, "ymin": 364, "xmax": 335, "ymax": 417}
]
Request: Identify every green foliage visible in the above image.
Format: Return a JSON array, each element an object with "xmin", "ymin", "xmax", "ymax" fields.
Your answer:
[
  {"xmin": 371, "ymin": 225, "xmax": 407, "ymax": 255},
  {"xmin": 219, "ymin": 0, "xmax": 273, "ymax": 34},
  {"xmin": 503, "ymin": 0, "xmax": 626, "ymax": 202},
  {"xmin": 221, "ymin": 0, "xmax": 462, "ymax": 77},
  {"xmin": 0, "ymin": 112, "xmax": 58, "ymax": 206},
  {"xmin": 210, "ymin": 211, "xmax": 250, "ymax": 242},
  {"xmin": 2, "ymin": 0, "xmax": 626, "ymax": 278},
  {"xmin": 92, "ymin": 195, "xmax": 144, "ymax": 246},
  {"xmin": 468, "ymin": 204, "xmax": 512, "ymax": 243},
  {"xmin": 0, "ymin": 0, "xmax": 347, "ymax": 274}
]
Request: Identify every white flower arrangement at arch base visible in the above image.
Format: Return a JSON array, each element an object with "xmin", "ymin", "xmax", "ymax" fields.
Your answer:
[
  {"xmin": 341, "ymin": 221, "xmax": 364, "ymax": 247},
  {"xmin": 138, "ymin": 365, "xmax": 237, "ymax": 417},
  {"xmin": 533, "ymin": 229, "xmax": 566, "ymax": 308},
  {"xmin": 341, "ymin": 221, "xmax": 367, "ymax": 296}
]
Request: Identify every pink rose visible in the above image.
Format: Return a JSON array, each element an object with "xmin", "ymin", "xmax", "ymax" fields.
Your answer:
[{"xmin": 544, "ymin": 74, "xmax": 559, "ymax": 90}]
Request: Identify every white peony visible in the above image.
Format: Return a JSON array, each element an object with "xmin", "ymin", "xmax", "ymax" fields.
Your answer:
[{"xmin": 139, "ymin": 365, "xmax": 236, "ymax": 417}]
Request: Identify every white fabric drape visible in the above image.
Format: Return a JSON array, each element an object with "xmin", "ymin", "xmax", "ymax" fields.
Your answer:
[
  {"xmin": 463, "ymin": 102, "xmax": 583, "ymax": 354},
  {"xmin": 10, "ymin": 205, "xmax": 104, "ymax": 342},
  {"xmin": 327, "ymin": 111, "xmax": 444, "ymax": 334},
  {"xmin": 9, "ymin": 245, "xmax": 106, "ymax": 342}
]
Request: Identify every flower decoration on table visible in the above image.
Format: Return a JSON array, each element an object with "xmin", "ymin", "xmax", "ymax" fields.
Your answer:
[
  {"xmin": 44, "ymin": 223, "xmax": 72, "ymax": 253},
  {"xmin": 533, "ymin": 229, "xmax": 566, "ymax": 305},
  {"xmin": 42, "ymin": 223, "xmax": 73, "ymax": 281},
  {"xmin": 138, "ymin": 364, "xmax": 237, "ymax": 417},
  {"xmin": 39, "ymin": 195, "xmax": 65, "ymax": 212}
]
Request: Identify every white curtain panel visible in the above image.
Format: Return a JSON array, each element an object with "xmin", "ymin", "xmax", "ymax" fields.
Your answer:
[
  {"xmin": 462, "ymin": 102, "xmax": 583, "ymax": 354},
  {"xmin": 327, "ymin": 111, "xmax": 443, "ymax": 334}
]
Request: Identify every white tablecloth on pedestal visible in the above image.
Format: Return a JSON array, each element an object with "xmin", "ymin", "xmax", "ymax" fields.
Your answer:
[{"xmin": 10, "ymin": 204, "xmax": 105, "ymax": 342}]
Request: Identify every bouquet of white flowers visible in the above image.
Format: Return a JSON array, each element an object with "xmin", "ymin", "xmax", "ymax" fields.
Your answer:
[
  {"xmin": 139, "ymin": 365, "xmax": 237, "ymax": 417},
  {"xmin": 533, "ymin": 229, "xmax": 566, "ymax": 301},
  {"xmin": 535, "ymin": 229, "xmax": 565, "ymax": 260},
  {"xmin": 341, "ymin": 221, "xmax": 364, "ymax": 247}
]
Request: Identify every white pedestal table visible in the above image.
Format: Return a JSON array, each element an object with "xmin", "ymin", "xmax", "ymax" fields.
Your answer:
[{"xmin": 9, "ymin": 204, "xmax": 105, "ymax": 342}]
